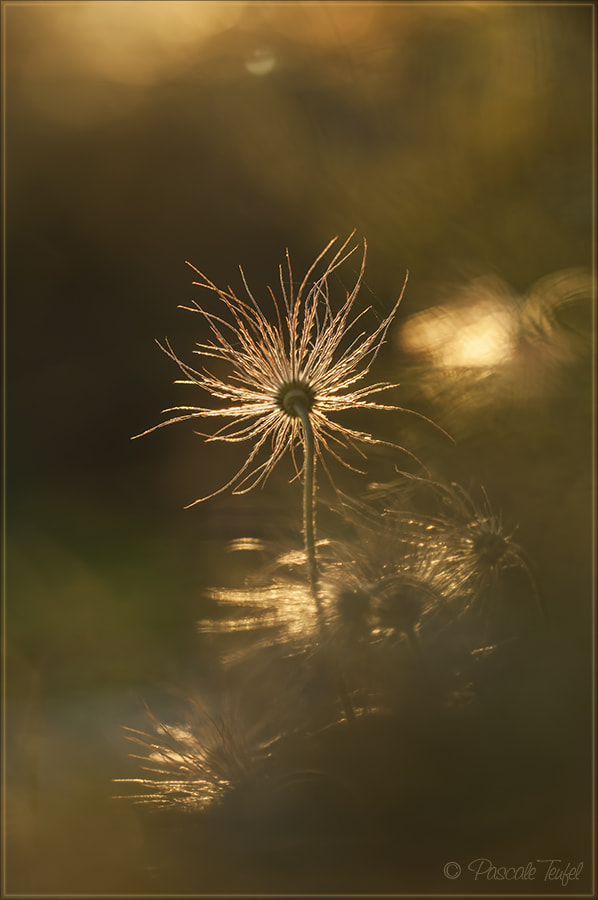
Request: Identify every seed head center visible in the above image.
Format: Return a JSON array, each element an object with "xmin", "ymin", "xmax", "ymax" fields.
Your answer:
[
  {"xmin": 472, "ymin": 530, "xmax": 508, "ymax": 565},
  {"xmin": 277, "ymin": 380, "xmax": 316, "ymax": 418}
]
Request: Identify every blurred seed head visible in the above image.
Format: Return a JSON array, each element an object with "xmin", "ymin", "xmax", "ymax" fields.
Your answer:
[
  {"xmin": 114, "ymin": 701, "xmax": 252, "ymax": 811},
  {"xmin": 363, "ymin": 474, "xmax": 543, "ymax": 627},
  {"xmin": 114, "ymin": 685, "xmax": 330, "ymax": 813}
]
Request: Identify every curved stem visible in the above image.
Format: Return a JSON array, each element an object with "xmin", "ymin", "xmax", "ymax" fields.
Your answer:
[
  {"xmin": 290, "ymin": 396, "xmax": 354, "ymax": 723},
  {"xmin": 289, "ymin": 398, "xmax": 321, "ymax": 608}
]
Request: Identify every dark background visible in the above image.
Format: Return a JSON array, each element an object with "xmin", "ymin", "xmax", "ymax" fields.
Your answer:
[{"xmin": 4, "ymin": 1, "xmax": 594, "ymax": 895}]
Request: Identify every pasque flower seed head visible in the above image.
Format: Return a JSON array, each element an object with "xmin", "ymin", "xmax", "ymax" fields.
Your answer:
[{"xmin": 133, "ymin": 234, "xmax": 416, "ymax": 505}]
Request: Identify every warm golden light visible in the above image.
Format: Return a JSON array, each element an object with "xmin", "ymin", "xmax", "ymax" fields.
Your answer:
[
  {"xmin": 395, "ymin": 269, "xmax": 592, "ymax": 421},
  {"xmin": 399, "ymin": 298, "xmax": 516, "ymax": 368},
  {"xmin": 200, "ymin": 581, "xmax": 320, "ymax": 649},
  {"xmin": 60, "ymin": 1, "xmax": 246, "ymax": 85},
  {"xmin": 15, "ymin": 1, "xmax": 247, "ymax": 126},
  {"xmin": 244, "ymin": 49, "xmax": 277, "ymax": 77}
]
